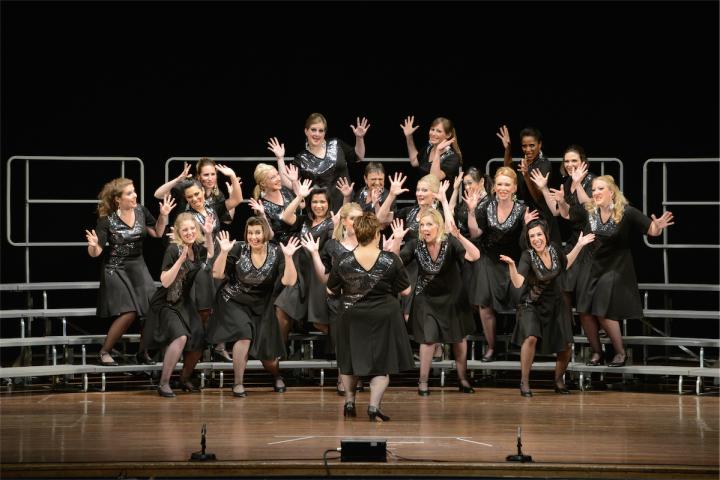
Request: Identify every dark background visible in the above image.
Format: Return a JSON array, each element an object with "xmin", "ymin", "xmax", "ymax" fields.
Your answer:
[{"xmin": 1, "ymin": 1, "xmax": 718, "ymax": 332}]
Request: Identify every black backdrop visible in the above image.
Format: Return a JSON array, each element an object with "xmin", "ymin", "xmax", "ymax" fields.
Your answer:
[{"xmin": 2, "ymin": 1, "xmax": 718, "ymax": 317}]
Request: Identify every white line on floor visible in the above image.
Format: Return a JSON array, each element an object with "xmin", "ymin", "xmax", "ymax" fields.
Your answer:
[
  {"xmin": 267, "ymin": 436, "xmax": 315, "ymax": 445},
  {"xmin": 456, "ymin": 437, "xmax": 493, "ymax": 447}
]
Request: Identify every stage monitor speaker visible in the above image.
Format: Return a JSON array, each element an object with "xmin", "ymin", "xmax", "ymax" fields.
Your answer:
[{"xmin": 340, "ymin": 438, "xmax": 387, "ymax": 462}]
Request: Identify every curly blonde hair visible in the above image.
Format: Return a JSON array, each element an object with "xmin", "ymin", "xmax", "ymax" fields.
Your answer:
[
  {"xmin": 332, "ymin": 202, "xmax": 363, "ymax": 241},
  {"xmin": 418, "ymin": 208, "xmax": 447, "ymax": 244},
  {"xmin": 96, "ymin": 177, "xmax": 133, "ymax": 217},
  {"xmin": 585, "ymin": 175, "xmax": 628, "ymax": 223},
  {"xmin": 253, "ymin": 163, "xmax": 277, "ymax": 199},
  {"xmin": 170, "ymin": 212, "xmax": 205, "ymax": 247}
]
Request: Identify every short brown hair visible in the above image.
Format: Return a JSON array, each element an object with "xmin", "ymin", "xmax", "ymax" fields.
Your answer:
[
  {"xmin": 244, "ymin": 216, "xmax": 272, "ymax": 243},
  {"xmin": 353, "ymin": 212, "xmax": 381, "ymax": 246}
]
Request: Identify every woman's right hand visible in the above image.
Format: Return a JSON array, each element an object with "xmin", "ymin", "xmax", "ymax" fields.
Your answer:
[
  {"xmin": 336, "ymin": 177, "xmax": 354, "ymax": 198},
  {"xmin": 284, "ymin": 163, "xmax": 299, "ymax": 183},
  {"xmin": 495, "ymin": 125, "xmax": 511, "ymax": 150},
  {"xmin": 248, "ymin": 198, "xmax": 265, "ymax": 216},
  {"xmin": 175, "ymin": 162, "xmax": 192, "ymax": 182},
  {"xmin": 267, "ymin": 137, "xmax": 285, "ymax": 159},
  {"xmin": 388, "ymin": 172, "xmax": 409, "ymax": 196},
  {"xmin": 179, "ymin": 245, "xmax": 189, "ymax": 262},
  {"xmin": 529, "ymin": 169, "xmax": 549, "ymax": 189},
  {"xmin": 498, "ymin": 254, "xmax": 515, "ymax": 266},
  {"xmin": 400, "ymin": 115, "xmax": 419, "ymax": 137},
  {"xmin": 463, "ymin": 189, "xmax": 479, "ymax": 211},
  {"xmin": 453, "ymin": 170, "xmax": 463, "ymax": 191},
  {"xmin": 390, "ymin": 218, "xmax": 409, "ymax": 240},
  {"xmin": 217, "ymin": 230, "xmax": 236, "ymax": 253},
  {"xmin": 300, "ymin": 233, "xmax": 319, "ymax": 254},
  {"xmin": 571, "ymin": 161, "xmax": 589, "ymax": 185},
  {"xmin": 85, "ymin": 229, "xmax": 99, "ymax": 248},
  {"xmin": 298, "ymin": 179, "xmax": 313, "ymax": 198}
]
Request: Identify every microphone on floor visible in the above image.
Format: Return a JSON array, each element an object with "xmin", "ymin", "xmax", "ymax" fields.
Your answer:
[
  {"xmin": 190, "ymin": 424, "xmax": 217, "ymax": 461},
  {"xmin": 505, "ymin": 426, "xmax": 532, "ymax": 463}
]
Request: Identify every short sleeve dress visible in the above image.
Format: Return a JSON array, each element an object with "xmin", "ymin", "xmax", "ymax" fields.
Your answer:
[
  {"xmin": 510, "ymin": 245, "xmax": 574, "ymax": 354},
  {"xmin": 558, "ymin": 172, "xmax": 596, "ymax": 293},
  {"xmin": 327, "ymin": 251, "xmax": 414, "ymax": 376},
  {"xmin": 206, "ymin": 242, "xmax": 288, "ymax": 360},
  {"xmin": 260, "ymin": 186, "xmax": 301, "ymax": 244},
  {"xmin": 400, "ymin": 237, "xmax": 476, "ymax": 344},
  {"xmin": 575, "ymin": 206, "xmax": 652, "ymax": 321},
  {"xmin": 515, "ymin": 154, "xmax": 561, "ymax": 244},
  {"xmin": 294, "ymin": 138, "xmax": 357, "ymax": 212},
  {"xmin": 353, "ymin": 186, "xmax": 394, "ymax": 214},
  {"xmin": 417, "ymin": 143, "xmax": 461, "ymax": 188},
  {"xmin": 94, "ymin": 205, "xmax": 158, "ymax": 319}
]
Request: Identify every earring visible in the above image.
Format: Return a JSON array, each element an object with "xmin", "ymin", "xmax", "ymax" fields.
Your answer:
[{"xmin": 608, "ymin": 201, "xmax": 615, "ymax": 210}]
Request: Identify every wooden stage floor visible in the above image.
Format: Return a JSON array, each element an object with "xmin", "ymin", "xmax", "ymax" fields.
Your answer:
[{"xmin": 1, "ymin": 385, "xmax": 718, "ymax": 478}]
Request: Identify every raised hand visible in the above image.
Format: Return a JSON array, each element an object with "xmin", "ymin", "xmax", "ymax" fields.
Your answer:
[
  {"xmin": 529, "ymin": 169, "xmax": 549, "ymax": 189},
  {"xmin": 284, "ymin": 163, "xmax": 299, "ymax": 183},
  {"xmin": 463, "ymin": 189, "xmax": 479, "ymax": 211},
  {"xmin": 496, "ymin": 125, "xmax": 511, "ymax": 150},
  {"xmin": 202, "ymin": 214, "xmax": 214, "ymax": 235},
  {"xmin": 436, "ymin": 138, "xmax": 453, "ymax": 155},
  {"xmin": 400, "ymin": 115, "xmax": 419, "ymax": 137},
  {"xmin": 267, "ymin": 137, "xmax": 286, "ymax": 159},
  {"xmin": 571, "ymin": 161, "xmax": 589, "ymax": 184},
  {"xmin": 498, "ymin": 254, "xmax": 515, "ymax": 266},
  {"xmin": 524, "ymin": 208, "xmax": 540, "ymax": 224},
  {"xmin": 159, "ymin": 194, "xmax": 177, "ymax": 216},
  {"xmin": 247, "ymin": 198, "xmax": 265, "ymax": 216},
  {"xmin": 165, "ymin": 226, "xmax": 175, "ymax": 239},
  {"xmin": 447, "ymin": 222, "xmax": 461, "ymax": 238},
  {"xmin": 298, "ymin": 179, "xmax": 313, "ymax": 198},
  {"xmin": 518, "ymin": 156, "xmax": 529, "ymax": 175},
  {"xmin": 215, "ymin": 163, "xmax": 237, "ymax": 179},
  {"xmin": 85, "ymin": 229, "xmax": 99, "ymax": 248},
  {"xmin": 175, "ymin": 162, "xmax": 192, "ymax": 182},
  {"xmin": 390, "ymin": 218, "xmax": 410, "ymax": 240},
  {"xmin": 280, "ymin": 236, "xmax": 301, "ymax": 256},
  {"xmin": 651, "ymin": 211, "xmax": 675, "ymax": 230},
  {"xmin": 435, "ymin": 180, "xmax": 450, "ymax": 201},
  {"xmin": 382, "ymin": 233, "xmax": 398, "ymax": 252},
  {"xmin": 369, "ymin": 187, "xmax": 382, "ymax": 206},
  {"xmin": 331, "ymin": 209, "xmax": 341, "ymax": 226},
  {"xmin": 217, "ymin": 231, "xmax": 236, "ymax": 253},
  {"xmin": 453, "ymin": 170, "xmax": 464, "ymax": 191},
  {"xmin": 549, "ymin": 184, "xmax": 566, "ymax": 205},
  {"xmin": 576, "ymin": 231, "xmax": 596, "ymax": 247},
  {"xmin": 350, "ymin": 117, "xmax": 371, "ymax": 137},
  {"xmin": 300, "ymin": 233, "xmax": 320, "ymax": 254},
  {"xmin": 336, "ymin": 177, "xmax": 355, "ymax": 198},
  {"xmin": 179, "ymin": 245, "xmax": 189, "ymax": 262},
  {"xmin": 388, "ymin": 172, "xmax": 409, "ymax": 196}
]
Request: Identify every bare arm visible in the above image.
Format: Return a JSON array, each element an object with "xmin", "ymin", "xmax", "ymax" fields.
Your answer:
[
  {"xmin": 647, "ymin": 211, "xmax": 675, "ymax": 237},
  {"xmin": 85, "ymin": 229, "xmax": 103, "ymax": 257},
  {"xmin": 566, "ymin": 231, "xmax": 595, "ymax": 269},
  {"xmin": 212, "ymin": 231, "xmax": 235, "ymax": 279},
  {"xmin": 160, "ymin": 246, "xmax": 188, "ymax": 288},
  {"xmin": 499, "ymin": 255, "xmax": 525, "ymax": 288},
  {"xmin": 279, "ymin": 238, "xmax": 301, "ymax": 286},
  {"xmin": 400, "ymin": 116, "xmax": 420, "ymax": 167},
  {"xmin": 350, "ymin": 117, "xmax": 370, "ymax": 160},
  {"xmin": 154, "ymin": 162, "xmax": 191, "ymax": 199},
  {"xmin": 147, "ymin": 196, "xmax": 175, "ymax": 238},
  {"xmin": 280, "ymin": 179, "xmax": 312, "ymax": 225},
  {"xmin": 449, "ymin": 225, "xmax": 480, "ymax": 262}
]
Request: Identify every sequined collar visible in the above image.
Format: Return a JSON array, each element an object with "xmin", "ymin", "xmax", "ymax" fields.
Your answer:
[
  {"xmin": 415, "ymin": 239, "xmax": 448, "ymax": 295},
  {"xmin": 588, "ymin": 208, "xmax": 618, "ymax": 235},
  {"xmin": 487, "ymin": 199, "xmax": 524, "ymax": 231},
  {"xmin": 529, "ymin": 245, "xmax": 559, "ymax": 276}
]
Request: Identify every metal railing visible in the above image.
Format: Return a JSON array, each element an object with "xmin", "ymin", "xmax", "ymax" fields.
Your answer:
[
  {"xmin": 6, "ymin": 156, "xmax": 145, "ymax": 282},
  {"xmin": 485, "ymin": 157, "xmax": 624, "ymax": 190}
]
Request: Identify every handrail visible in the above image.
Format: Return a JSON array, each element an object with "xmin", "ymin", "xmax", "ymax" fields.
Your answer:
[{"xmin": 485, "ymin": 157, "xmax": 624, "ymax": 190}]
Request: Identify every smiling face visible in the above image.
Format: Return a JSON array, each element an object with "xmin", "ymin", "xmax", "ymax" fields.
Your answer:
[
  {"xmin": 115, "ymin": 183, "xmax": 137, "ymax": 210},
  {"xmin": 184, "ymin": 185, "xmax": 205, "ymax": 212},
  {"xmin": 305, "ymin": 121, "xmax": 327, "ymax": 149},
  {"xmin": 419, "ymin": 214, "xmax": 440, "ymax": 243},
  {"xmin": 342, "ymin": 208, "xmax": 363, "ymax": 236},
  {"xmin": 263, "ymin": 168, "xmax": 282, "ymax": 192},
  {"xmin": 563, "ymin": 151, "xmax": 582, "ymax": 175},
  {"xmin": 521, "ymin": 135, "xmax": 542, "ymax": 162},
  {"xmin": 416, "ymin": 181, "xmax": 435, "ymax": 206},
  {"xmin": 463, "ymin": 174, "xmax": 483, "ymax": 195},
  {"xmin": 309, "ymin": 193, "xmax": 329, "ymax": 219},
  {"xmin": 428, "ymin": 122, "xmax": 451, "ymax": 146},
  {"xmin": 493, "ymin": 174, "xmax": 516, "ymax": 201},
  {"xmin": 178, "ymin": 219, "xmax": 199, "ymax": 246},
  {"xmin": 198, "ymin": 165, "xmax": 217, "ymax": 191},
  {"xmin": 592, "ymin": 179, "xmax": 613, "ymax": 207},
  {"xmin": 364, "ymin": 171, "xmax": 385, "ymax": 190},
  {"xmin": 246, "ymin": 224, "xmax": 265, "ymax": 249},
  {"xmin": 527, "ymin": 225, "xmax": 547, "ymax": 253}
]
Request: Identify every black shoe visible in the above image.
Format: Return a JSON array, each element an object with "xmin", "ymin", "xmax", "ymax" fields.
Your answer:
[
  {"xmin": 336, "ymin": 382, "xmax": 346, "ymax": 397},
  {"xmin": 343, "ymin": 401, "xmax": 356, "ymax": 418},
  {"xmin": 355, "ymin": 382, "xmax": 365, "ymax": 392},
  {"xmin": 480, "ymin": 351, "xmax": 495, "ymax": 363},
  {"xmin": 157, "ymin": 384, "xmax": 176, "ymax": 398},
  {"xmin": 520, "ymin": 383, "xmax": 533, "ymax": 397},
  {"xmin": 136, "ymin": 350, "xmax": 155, "ymax": 365},
  {"xmin": 232, "ymin": 384, "xmax": 247, "ymax": 398},
  {"xmin": 367, "ymin": 406, "xmax": 390, "ymax": 422},
  {"xmin": 212, "ymin": 349, "xmax": 232, "ymax": 362},
  {"xmin": 607, "ymin": 354, "xmax": 627, "ymax": 367},
  {"xmin": 180, "ymin": 377, "xmax": 200, "ymax": 393},
  {"xmin": 554, "ymin": 386, "xmax": 571, "ymax": 394},
  {"xmin": 98, "ymin": 351, "xmax": 118, "ymax": 367},
  {"xmin": 458, "ymin": 381, "xmax": 475, "ymax": 394},
  {"xmin": 273, "ymin": 376, "xmax": 286, "ymax": 393},
  {"xmin": 585, "ymin": 353, "xmax": 604, "ymax": 366},
  {"xmin": 418, "ymin": 380, "xmax": 430, "ymax": 396}
]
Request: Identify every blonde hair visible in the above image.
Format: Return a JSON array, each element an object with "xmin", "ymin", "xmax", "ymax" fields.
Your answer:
[
  {"xmin": 418, "ymin": 174, "xmax": 440, "ymax": 193},
  {"xmin": 585, "ymin": 175, "xmax": 628, "ymax": 223},
  {"xmin": 333, "ymin": 202, "xmax": 363, "ymax": 241},
  {"xmin": 196, "ymin": 157, "xmax": 220, "ymax": 197},
  {"xmin": 253, "ymin": 163, "xmax": 276, "ymax": 199},
  {"xmin": 171, "ymin": 212, "xmax": 205, "ymax": 246},
  {"xmin": 494, "ymin": 166, "xmax": 517, "ymax": 185},
  {"xmin": 96, "ymin": 177, "xmax": 133, "ymax": 217},
  {"xmin": 418, "ymin": 208, "xmax": 447, "ymax": 243}
]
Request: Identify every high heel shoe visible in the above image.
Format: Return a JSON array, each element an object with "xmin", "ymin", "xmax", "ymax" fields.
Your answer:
[
  {"xmin": 480, "ymin": 351, "xmax": 495, "ymax": 363},
  {"xmin": 608, "ymin": 353, "xmax": 627, "ymax": 367},
  {"xmin": 180, "ymin": 377, "xmax": 200, "ymax": 393},
  {"xmin": 136, "ymin": 350, "xmax": 155, "ymax": 365},
  {"xmin": 417, "ymin": 380, "xmax": 430, "ymax": 396},
  {"xmin": 98, "ymin": 351, "xmax": 118, "ymax": 367},
  {"xmin": 458, "ymin": 380, "xmax": 475, "ymax": 394},
  {"xmin": 519, "ymin": 382, "xmax": 533, "ymax": 397},
  {"xmin": 367, "ymin": 406, "xmax": 390, "ymax": 422},
  {"xmin": 336, "ymin": 381, "xmax": 346, "ymax": 397},
  {"xmin": 554, "ymin": 385, "xmax": 571, "ymax": 394},
  {"xmin": 273, "ymin": 376, "xmax": 286, "ymax": 393},
  {"xmin": 157, "ymin": 384, "xmax": 176, "ymax": 398},
  {"xmin": 585, "ymin": 353, "xmax": 604, "ymax": 366},
  {"xmin": 343, "ymin": 401, "xmax": 356, "ymax": 418},
  {"xmin": 232, "ymin": 384, "xmax": 247, "ymax": 398},
  {"xmin": 212, "ymin": 348, "xmax": 233, "ymax": 362},
  {"xmin": 355, "ymin": 381, "xmax": 365, "ymax": 392}
]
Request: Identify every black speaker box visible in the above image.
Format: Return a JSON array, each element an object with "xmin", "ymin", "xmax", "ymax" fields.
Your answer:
[{"xmin": 340, "ymin": 438, "xmax": 387, "ymax": 462}]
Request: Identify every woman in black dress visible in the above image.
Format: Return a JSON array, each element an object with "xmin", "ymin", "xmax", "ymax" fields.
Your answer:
[
  {"xmin": 387, "ymin": 208, "xmax": 480, "ymax": 396},
  {"xmin": 85, "ymin": 177, "xmax": 174, "ymax": 366},
  {"xmin": 208, "ymin": 219, "xmax": 301, "ymax": 397},
  {"xmin": 401, "ymin": 115, "xmax": 462, "ymax": 184},
  {"xmin": 337, "ymin": 161, "xmax": 394, "ymax": 217},
  {"xmin": 268, "ymin": 113, "xmax": 370, "ymax": 212},
  {"xmin": 145, "ymin": 212, "xmax": 214, "ymax": 398},
  {"xmin": 576, "ymin": 175, "xmax": 674, "ymax": 367},
  {"xmin": 500, "ymin": 220, "xmax": 595, "ymax": 396},
  {"xmin": 327, "ymin": 213, "xmax": 414, "ymax": 422},
  {"xmin": 473, "ymin": 167, "xmax": 537, "ymax": 362}
]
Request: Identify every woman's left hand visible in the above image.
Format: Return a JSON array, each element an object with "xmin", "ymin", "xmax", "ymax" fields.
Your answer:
[
  {"xmin": 248, "ymin": 198, "xmax": 265, "ymax": 216},
  {"xmin": 215, "ymin": 163, "xmax": 237, "ymax": 179},
  {"xmin": 280, "ymin": 236, "xmax": 302, "ymax": 256},
  {"xmin": 524, "ymin": 208, "xmax": 539, "ymax": 224},
  {"xmin": 651, "ymin": 211, "xmax": 675, "ymax": 230},
  {"xmin": 159, "ymin": 194, "xmax": 177, "ymax": 216},
  {"xmin": 350, "ymin": 117, "xmax": 371, "ymax": 138}
]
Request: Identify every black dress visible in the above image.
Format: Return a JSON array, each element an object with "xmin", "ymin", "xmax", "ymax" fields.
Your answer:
[
  {"xmin": 417, "ymin": 143, "xmax": 461, "ymax": 187},
  {"xmin": 142, "ymin": 243, "xmax": 209, "ymax": 352},
  {"xmin": 319, "ymin": 239, "xmax": 356, "ymax": 328},
  {"xmin": 456, "ymin": 195, "xmax": 490, "ymax": 300},
  {"xmin": 575, "ymin": 206, "xmax": 652, "ymax": 321},
  {"xmin": 327, "ymin": 251, "xmax": 415, "ymax": 376},
  {"xmin": 400, "ymin": 237, "xmax": 476, "ymax": 344},
  {"xmin": 297, "ymin": 216, "xmax": 335, "ymax": 325},
  {"xmin": 293, "ymin": 138, "xmax": 357, "ymax": 212},
  {"xmin": 559, "ymin": 173, "xmax": 596, "ymax": 293},
  {"xmin": 206, "ymin": 242, "xmax": 287, "ymax": 360},
  {"xmin": 170, "ymin": 184, "xmax": 232, "ymax": 226},
  {"xmin": 94, "ymin": 205, "xmax": 158, "ymax": 318},
  {"xmin": 515, "ymin": 153, "xmax": 561, "ymax": 244},
  {"xmin": 472, "ymin": 199, "xmax": 527, "ymax": 311},
  {"xmin": 353, "ymin": 186, "xmax": 394, "ymax": 214},
  {"xmin": 510, "ymin": 245, "xmax": 574, "ymax": 354},
  {"xmin": 261, "ymin": 187, "xmax": 300, "ymax": 244}
]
